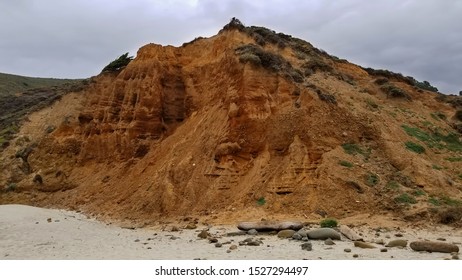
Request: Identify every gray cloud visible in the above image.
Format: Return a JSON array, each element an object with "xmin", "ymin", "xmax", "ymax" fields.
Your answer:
[{"xmin": 0, "ymin": 0, "xmax": 460, "ymax": 93}]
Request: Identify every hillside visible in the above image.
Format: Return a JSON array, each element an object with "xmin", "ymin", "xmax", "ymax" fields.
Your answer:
[
  {"xmin": 0, "ymin": 72, "xmax": 77, "ymax": 96},
  {"xmin": 1, "ymin": 19, "xmax": 461, "ymax": 226}
]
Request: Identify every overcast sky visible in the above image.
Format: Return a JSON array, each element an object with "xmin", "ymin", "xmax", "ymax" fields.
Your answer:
[{"xmin": 1, "ymin": 0, "xmax": 461, "ymax": 93}]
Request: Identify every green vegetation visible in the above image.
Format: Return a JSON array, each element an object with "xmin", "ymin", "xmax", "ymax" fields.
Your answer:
[
  {"xmin": 365, "ymin": 173, "xmax": 379, "ymax": 187},
  {"xmin": 413, "ymin": 189, "xmax": 426, "ymax": 196},
  {"xmin": 365, "ymin": 98, "xmax": 379, "ymax": 110},
  {"xmin": 428, "ymin": 197, "xmax": 441, "ymax": 206},
  {"xmin": 4, "ymin": 183, "xmax": 16, "ymax": 192},
  {"xmin": 339, "ymin": 160, "xmax": 354, "ymax": 168},
  {"xmin": 413, "ymin": 80, "xmax": 438, "ymax": 92},
  {"xmin": 395, "ymin": 193, "xmax": 417, "ymax": 204},
  {"xmin": 429, "ymin": 196, "xmax": 462, "ymax": 206},
  {"xmin": 444, "ymin": 157, "xmax": 462, "ymax": 162},
  {"xmin": 341, "ymin": 143, "xmax": 370, "ymax": 157},
  {"xmin": 102, "ymin": 52, "xmax": 133, "ymax": 72},
  {"xmin": 386, "ymin": 180, "xmax": 400, "ymax": 190},
  {"xmin": 256, "ymin": 197, "xmax": 266, "ymax": 206},
  {"xmin": 0, "ymin": 72, "xmax": 76, "ymax": 96},
  {"xmin": 381, "ymin": 83, "xmax": 410, "ymax": 99},
  {"xmin": 430, "ymin": 112, "xmax": 447, "ymax": 121},
  {"xmin": 432, "ymin": 164, "xmax": 443, "ymax": 170},
  {"xmin": 402, "ymin": 125, "xmax": 462, "ymax": 152},
  {"xmin": 405, "ymin": 141, "xmax": 425, "ymax": 154},
  {"xmin": 320, "ymin": 218, "xmax": 338, "ymax": 228}
]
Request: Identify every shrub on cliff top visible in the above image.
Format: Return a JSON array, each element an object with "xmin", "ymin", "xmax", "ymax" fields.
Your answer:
[{"xmin": 102, "ymin": 53, "xmax": 133, "ymax": 72}]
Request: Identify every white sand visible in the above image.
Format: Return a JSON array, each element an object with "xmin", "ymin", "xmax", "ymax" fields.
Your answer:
[{"xmin": 0, "ymin": 204, "xmax": 460, "ymax": 260}]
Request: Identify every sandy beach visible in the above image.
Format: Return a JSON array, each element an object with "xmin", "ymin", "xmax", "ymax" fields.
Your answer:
[{"xmin": 0, "ymin": 204, "xmax": 460, "ymax": 260}]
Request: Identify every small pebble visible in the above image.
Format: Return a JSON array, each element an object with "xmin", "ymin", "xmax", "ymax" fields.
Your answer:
[
  {"xmin": 395, "ymin": 233, "xmax": 403, "ymax": 237},
  {"xmin": 134, "ymin": 239, "xmax": 140, "ymax": 242},
  {"xmin": 344, "ymin": 248, "xmax": 352, "ymax": 253},
  {"xmin": 437, "ymin": 238, "xmax": 446, "ymax": 241},
  {"xmin": 229, "ymin": 245, "xmax": 238, "ymax": 250},
  {"xmin": 215, "ymin": 243, "xmax": 222, "ymax": 248},
  {"xmin": 353, "ymin": 254, "xmax": 359, "ymax": 258},
  {"xmin": 381, "ymin": 248, "xmax": 388, "ymax": 252}
]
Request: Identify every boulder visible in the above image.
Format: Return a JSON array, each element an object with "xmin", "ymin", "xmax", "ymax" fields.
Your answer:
[
  {"xmin": 238, "ymin": 221, "xmax": 303, "ymax": 231},
  {"xmin": 277, "ymin": 229, "xmax": 296, "ymax": 238},
  {"xmin": 410, "ymin": 241, "xmax": 459, "ymax": 253},
  {"xmin": 338, "ymin": 225, "xmax": 363, "ymax": 241},
  {"xmin": 386, "ymin": 239, "xmax": 408, "ymax": 248},
  {"xmin": 307, "ymin": 228, "xmax": 341, "ymax": 240},
  {"xmin": 354, "ymin": 241, "xmax": 376, "ymax": 249}
]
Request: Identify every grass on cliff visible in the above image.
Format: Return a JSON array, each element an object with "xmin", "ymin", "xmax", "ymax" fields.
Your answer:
[
  {"xmin": 0, "ymin": 72, "xmax": 76, "ymax": 96},
  {"xmin": 402, "ymin": 125, "xmax": 462, "ymax": 152}
]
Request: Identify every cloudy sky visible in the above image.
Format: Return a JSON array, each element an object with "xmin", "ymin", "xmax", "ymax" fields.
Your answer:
[{"xmin": 1, "ymin": 0, "xmax": 461, "ymax": 93}]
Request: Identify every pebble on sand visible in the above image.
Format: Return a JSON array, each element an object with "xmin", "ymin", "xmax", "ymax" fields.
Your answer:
[
  {"xmin": 354, "ymin": 241, "xmax": 376, "ymax": 249},
  {"xmin": 344, "ymin": 248, "xmax": 352, "ymax": 253},
  {"xmin": 410, "ymin": 241, "xmax": 459, "ymax": 253},
  {"xmin": 301, "ymin": 242, "xmax": 312, "ymax": 251},
  {"xmin": 385, "ymin": 239, "xmax": 408, "ymax": 248}
]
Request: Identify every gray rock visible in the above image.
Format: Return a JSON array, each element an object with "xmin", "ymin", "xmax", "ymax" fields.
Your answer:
[
  {"xmin": 296, "ymin": 230, "xmax": 308, "ymax": 238},
  {"xmin": 410, "ymin": 241, "xmax": 459, "ymax": 253},
  {"xmin": 208, "ymin": 237, "xmax": 218, "ymax": 243},
  {"xmin": 353, "ymin": 254, "xmax": 359, "ymax": 258},
  {"xmin": 247, "ymin": 241, "xmax": 261, "ymax": 246},
  {"xmin": 338, "ymin": 225, "xmax": 363, "ymax": 241},
  {"xmin": 301, "ymin": 242, "xmax": 312, "ymax": 251},
  {"xmin": 226, "ymin": 231, "xmax": 247, "ymax": 237},
  {"xmin": 307, "ymin": 228, "xmax": 341, "ymax": 240},
  {"xmin": 386, "ymin": 239, "xmax": 408, "ymax": 248},
  {"xmin": 278, "ymin": 229, "xmax": 296, "ymax": 239},
  {"xmin": 324, "ymin": 238, "xmax": 335, "ymax": 245},
  {"xmin": 344, "ymin": 248, "xmax": 351, "ymax": 253},
  {"xmin": 381, "ymin": 248, "xmax": 388, "ymax": 252},
  {"xmin": 248, "ymin": 229, "xmax": 258, "ymax": 235},
  {"xmin": 302, "ymin": 237, "xmax": 309, "ymax": 241},
  {"xmin": 215, "ymin": 243, "xmax": 222, "ymax": 248},
  {"xmin": 292, "ymin": 233, "xmax": 303, "ymax": 240},
  {"xmin": 229, "ymin": 245, "xmax": 238, "ymax": 250},
  {"xmin": 238, "ymin": 221, "xmax": 303, "ymax": 231}
]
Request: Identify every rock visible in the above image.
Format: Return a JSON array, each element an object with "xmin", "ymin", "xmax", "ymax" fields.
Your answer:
[
  {"xmin": 307, "ymin": 228, "xmax": 341, "ymax": 240},
  {"xmin": 185, "ymin": 223, "xmax": 197, "ymax": 230},
  {"xmin": 238, "ymin": 221, "xmax": 303, "ymax": 231},
  {"xmin": 247, "ymin": 241, "xmax": 261, "ymax": 246},
  {"xmin": 134, "ymin": 239, "xmax": 140, "ymax": 242},
  {"xmin": 215, "ymin": 243, "xmax": 222, "ymax": 248},
  {"xmin": 386, "ymin": 239, "xmax": 408, "ymax": 248},
  {"xmin": 170, "ymin": 236, "xmax": 178, "ymax": 240},
  {"xmin": 395, "ymin": 233, "xmax": 403, "ymax": 237},
  {"xmin": 353, "ymin": 254, "xmax": 359, "ymax": 258},
  {"xmin": 247, "ymin": 229, "xmax": 258, "ymax": 235},
  {"xmin": 278, "ymin": 229, "xmax": 296, "ymax": 238},
  {"xmin": 226, "ymin": 231, "xmax": 247, "ymax": 237},
  {"xmin": 170, "ymin": 226, "xmax": 179, "ymax": 232},
  {"xmin": 338, "ymin": 225, "xmax": 363, "ymax": 241},
  {"xmin": 354, "ymin": 241, "xmax": 376, "ymax": 249},
  {"xmin": 208, "ymin": 237, "xmax": 218, "ymax": 243},
  {"xmin": 302, "ymin": 237, "xmax": 309, "ymax": 241},
  {"xmin": 296, "ymin": 230, "xmax": 308, "ymax": 238},
  {"xmin": 47, "ymin": 218, "xmax": 52, "ymax": 223},
  {"xmin": 292, "ymin": 233, "xmax": 303, "ymax": 240},
  {"xmin": 324, "ymin": 238, "xmax": 335, "ymax": 245},
  {"xmin": 344, "ymin": 248, "xmax": 351, "ymax": 253},
  {"xmin": 301, "ymin": 242, "xmax": 312, "ymax": 251},
  {"xmin": 410, "ymin": 241, "xmax": 459, "ymax": 253},
  {"xmin": 229, "ymin": 245, "xmax": 238, "ymax": 250},
  {"xmin": 198, "ymin": 230, "xmax": 209, "ymax": 239},
  {"xmin": 437, "ymin": 238, "xmax": 446, "ymax": 241},
  {"xmin": 381, "ymin": 248, "xmax": 388, "ymax": 252},
  {"xmin": 226, "ymin": 250, "xmax": 231, "ymax": 253},
  {"xmin": 452, "ymin": 254, "xmax": 459, "ymax": 260}
]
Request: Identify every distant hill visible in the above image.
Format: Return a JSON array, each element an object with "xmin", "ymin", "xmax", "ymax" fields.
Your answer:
[{"xmin": 0, "ymin": 72, "xmax": 79, "ymax": 96}]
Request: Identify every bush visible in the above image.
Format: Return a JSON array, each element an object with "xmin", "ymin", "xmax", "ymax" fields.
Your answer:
[
  {"xmin": 102, "ymin": 53, "xmax": 133, "ymax": 72},
  {"xmin": 256, "ymin": 197, "xmax": 266, "ymax": 206},
  {"xmin": 395, "ymin": 193, "xmax": 417, "ymax": 204},
  {"xmin": 365, "ymin": 173, "xmax": 379, "ymax": 187},
  {"xmin": 455, "ymin": 110, "xmax": 462, "ymax": 121},
  {"xmin": 239, "ymin": 53, "xmax": 261, "ymax": 65},
  {"xmin": 320, "ymin": 218, "xmax": 338, "ymax": 228},
  {"xmin": 339, "ymin": 160, "xmax": 353, "ymax": 168},
  {"xmin": 381, "ymin": 84, "xmax": 410, "ymax": 99},
  {"xmin": 413, "ymin": 80, "xmax": 438, "ymax": 92},
  {"xmin": 405, "ymin": 141, "xmax": 425, "ymax": 154}
]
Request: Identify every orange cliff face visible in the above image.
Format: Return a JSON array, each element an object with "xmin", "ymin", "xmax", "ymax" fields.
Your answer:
[{"xmin": 1, "ymin": 22, "xmax": 461, "ymax": 225}]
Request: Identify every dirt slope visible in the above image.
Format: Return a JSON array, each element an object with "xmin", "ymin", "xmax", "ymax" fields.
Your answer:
[{"xmin": 1, "ymin": 19, "xmax": 461, "ymax": 226}]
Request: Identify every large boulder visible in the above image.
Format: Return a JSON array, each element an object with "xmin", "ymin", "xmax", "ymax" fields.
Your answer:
[
  {"xmin": 237, "ymin": 221, "xmax": 303, "ymax": 231},
  {"xmin": 306, "ymin": 228, "xmax": 341, "ymax": 240},
  {"xmin": 410, "ymin": 241, "xmax": 459, "ymax": 253}
]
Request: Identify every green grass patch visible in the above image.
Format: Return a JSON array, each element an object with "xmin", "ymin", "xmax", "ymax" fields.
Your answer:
[
  {"xmin": 440, "ymin": 197, "xmax": 462, "ymax": 206},
  {"xmin": 402, "ymin": 125, "xmax": 462, "ymax": 152},
  {"xmin": 445, "ymin": 157, "xmax": 462, "ymax": 162},
  {"xmin": 395, "ymin": 193, "xmax": 417, "ymax": 204},
  {"xmin": 430, "ymin": 112, "xmax": 447, "ymax": 121},
  {"xmin": 386, "ymin": 180, "xmax": 400, "ymax": 190},
  {"xmin": 320, "ymin": 218, "xmax": 338, "ymax": 228},
  {"xmin": 256, "ymin": 197, "xmax": 266, "ymax": 206},
  {"xmin": 365, "ymin": 173, "xmax": 379, "ymax": 187},
  {"xmin": 432, "ymin": 164, "xmax": 443, "ymax": 170},
  {"xmin": 405, "ymin": 141, "xmax": 425, "ymax": 154},
  {"xmin": 341, "ymin": 143, "xmax": 370, "ymax": 158},
  {"xmin": 339, "ymin": 160, "xmax": 354, "ymax": 168},
  {"xmin": 413, "ymin": 189, "xmax": 426, "ymax": 196},
  {"xmin": 428, "ymin": 197, "xmax": 441, "ymax": 206}
]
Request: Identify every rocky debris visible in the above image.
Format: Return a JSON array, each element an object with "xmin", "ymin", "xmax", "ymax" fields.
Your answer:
[
  {"xmin": 226, "ymin": 231, "xmax": 247, "ymax": 237},
  {"xmin": 395, "ymin": 233, "xmax": 403, "ymax": 237},
  {"xmin": 451, "ymin": 252, "xmax": 459, "ymax": 260},
  {"xmin": 338, "ymin": 225, "xmax": 363, "ymax": 241},
  {"xmin": 238, "ymin": 221, "xmax": 303, "ymax": 231},
  {"xmin": 301, "ymin": 242, "xmax": 312, "ymax": 251},
  {"xmin": 296, "ymin": 230, "xmax": 308, "ymax": 238},
  {"xmin": 324, "ymin": 238, "xmax": 335, "ymax": 245},
  {"xmin": 185, "ymin": 223, "xmax": 197, "ymax": 230},
  {"xmin": 229, "ymin": 245, "xmax": 238, "ymax": 250},
  {"xmin": 170, "ymin": 226, "xmax": 180, "ymax": 232},
  {"xmin": 47, "ymin": 218, "xmax": 52, "ymax": 223},
  {"xmin": 277, "ymin": 229, "xmax": 296, "ymax": 239},
  {"xmin": 353, "ymin": 254, "xmax": 359, "ymax": 258},
  {"xmin": 410, "ymin": 241, "xmax": 459, "ymax": 253},
  {"xmin": 239, "ymin": 238, "xmax": 263, "ymax": 246},
  {"xmin": 373, "ymin": 239, "xmax": 385, "ymax": 245},
  {"xmin": 247, "ymin": 229, "xmax": 258, "ymax": 235},
  {"xmin": 208, "ymin": 237, "xmax": 218, "ymax": 243},
  {"xmin": 344, "ymin": 248, "xmax": 352, "ymax": 253},
  {"xmin": 386, "ymin": 239, "xmax": 408, "ymax": 248},
  {"xmin": 215, "ymin": 243, "xmax": 222, "ymax": 248},
  {"xmin": 197, "ymin": 230, "xmax": 209, "ymax": 239},
  {"xmin": 307, "ymin": 228, "xmax": 341, "ymax": 240},
  {"xmin": 354, "ymin": 241, "xmax": 376, "ymax": 249},
  {"xmin": 381, "ymin": 248, "xmax": 388, "ymax": 252},
  {"xmin": 292, "ymin": 233, "xmax": 303, "ymax": 240}
]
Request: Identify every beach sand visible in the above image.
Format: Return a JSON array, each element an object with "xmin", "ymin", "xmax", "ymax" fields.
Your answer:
[{"xmin": 0, "ymin": 204, "xmax": 460, "ymax": 260}]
